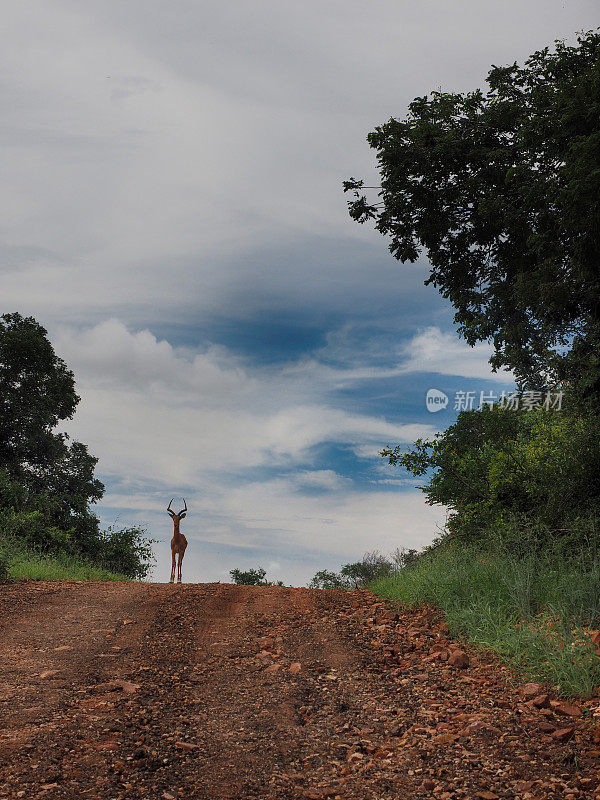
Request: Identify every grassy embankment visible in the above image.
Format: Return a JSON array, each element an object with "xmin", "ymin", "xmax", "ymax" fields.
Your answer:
[
  {"xmin": 0, "ymin": 537, "xmax": 129, "ymax": 582},
  {"xmin": 371, "ymin": 539, "xmax": 600, "ymax": 697}
]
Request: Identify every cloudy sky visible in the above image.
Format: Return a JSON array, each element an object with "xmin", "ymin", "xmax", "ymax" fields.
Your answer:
[{"xmin": 2, "ymin": 1, "xmax": 596, "ymax": 584}]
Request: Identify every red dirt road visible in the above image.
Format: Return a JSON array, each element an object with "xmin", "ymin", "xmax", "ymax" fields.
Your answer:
[{"xmin": 0, "ymin": 582, "xmax": 599, "ymax": 799}]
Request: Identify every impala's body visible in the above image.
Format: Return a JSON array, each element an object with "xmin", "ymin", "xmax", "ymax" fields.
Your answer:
[{"xmin": 168, "ymin": 498, "xmax": 188, "ymax": 583}]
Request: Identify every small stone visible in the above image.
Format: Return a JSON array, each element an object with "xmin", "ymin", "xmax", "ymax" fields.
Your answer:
[
  {"xmin": 448, "ymin": 649, "xmax": 469, "ymax": 669},
  {"xmin": 533, "ymin": 694, "xmax": 551, "ymax": 708},
  {"xmin": 289, "ymin": 662, "xmax": 301, "ymax": 673},
  {"xmin": 422, "ymin": 779, "xmax": 436, "ymax": 790},
  {"xmin": 175, "ymin": 741, "xmax": 198, "ymax": 751},
  {"xmin": 515, "ymin": 781, "xmax": 535, "ymax": 793},
  {"xmin": 552, "ymin": 701, "xmax": 582, "ymax": 717},
  {"xmin": 521, "ymin": 682, "xmax": 544, "ymax": 700},
  {"xmin": 463, "ymin": 720, "xmax": 499, "ymax": 736},
  {"xmin": 39, "ymin": 670, "xmax": 60, "ymax": 679},
  {"xmin": 552, "ymin": 726, "xmax": 575, "ymax": 742},
  {"xmin": 346, "ymin": 751, "xmax": 364, "ymax": 762}
]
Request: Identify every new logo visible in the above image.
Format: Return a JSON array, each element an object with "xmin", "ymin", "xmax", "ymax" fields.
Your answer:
[{"xmin": 426, "ymin": 388, "xmax": 449, "ymax": 412}]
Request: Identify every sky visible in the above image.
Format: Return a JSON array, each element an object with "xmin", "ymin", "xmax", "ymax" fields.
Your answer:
[{"xmin": 1, "ymin": 1, "xmax": 596, "ymax": 585}]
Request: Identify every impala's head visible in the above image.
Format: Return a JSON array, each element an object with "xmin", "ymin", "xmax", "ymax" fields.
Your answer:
[{"xmin": 167, "ymin": 498, "xmax": 187, "ymax": 522}]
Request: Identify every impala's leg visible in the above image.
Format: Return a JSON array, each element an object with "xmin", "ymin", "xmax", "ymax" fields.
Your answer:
[
  {"xmin": 177, "ymin": 551, "xmax": 183, "ymax": 583},
  {"xmin": 170, "ymin": 548, "xmax": 176, "ymax": 583}
]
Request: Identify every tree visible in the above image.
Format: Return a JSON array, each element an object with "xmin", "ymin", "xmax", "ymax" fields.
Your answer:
[
  {"xmin": 229, "ymin": 567, "xmax": 283, "ymax": 586},
  {"xmin": 340, "ymin": 550, "xmax": 397, "ymax": 587},
  {"xmin": 0, "ymin": 312, "xmax": 79, "ymax": 471},
  {"xmin": 345, "ymin": 31, "xmax": 600, "ymax": 402},
  {"xmin": 384, "ymin": 405, "xmax": 600, "ymax": 546},
  {"xmin": 0, "ymin": 313, "xmax": 104, "ymax": 549},
  {"xmin": 309, "ymin": 550, "xmax": 405, "ymax": 590},
  {"xmin": 0, "ymin": 313, "xmax": 155, "ymax": 577},
  {"xmin": 309, "ymin": 569, "xmax": 348, "ymax": 589}
]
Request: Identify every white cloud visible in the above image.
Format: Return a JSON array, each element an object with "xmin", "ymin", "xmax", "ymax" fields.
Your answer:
[
  {"xmin": 353, "ymin": 444, "xmax": 387, "ymax": 459},
  {"xmin": 278, "ymin": 324, "xmax": 516, "ymax": 387},
  {"xmin": 53, "ymin": 318, "xmax": 249, "ymax": 400},
  {"xmin": 53, "ymin": 320, "xmax": 437, "ymax": 487},
  {"xmin": 218, "ymin": 479, "xmax": 444, "ymax": 558},
  {"xmin": 294, "ymin": 470, "xmax": 349, "ymax": 491},
  {"xmin": 399, "ymin": 327, "xmax": 515, "ymax": 382}
]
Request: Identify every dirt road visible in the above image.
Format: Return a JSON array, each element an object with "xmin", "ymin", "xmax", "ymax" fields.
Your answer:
[{"xmin": 0, "ymin": 582, "xmax": 598, "ymax": 799}]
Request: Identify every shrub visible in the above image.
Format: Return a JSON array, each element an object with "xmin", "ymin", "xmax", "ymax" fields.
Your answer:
[
  {"xmin": 229, "ymin": 567, "xmax": 283, "ymax": 586},
  {"xmin": 0, "ymin": 507, "xmax": 71, "ymax": 552},
  {"xmin": 384, "ymin": 405, "xmax": 600, "ymax": 549},
  {"xmin": 91, "ymin": 525, "xmax": 157, "ymax": 580},
  {"xmin": 309, "ymin": 569, "xmax": 349, "ymax": 589},
  {"xmin": 309, "ymin": 549, "xmax": 420, "ymax": 590}
]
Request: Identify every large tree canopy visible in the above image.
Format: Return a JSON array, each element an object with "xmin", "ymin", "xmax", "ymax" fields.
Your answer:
[
  {"xmin": 0, "ymin": 312, "xmax": 104, "ymax": 548},
  {"xmin": 0, "ymin": 312, "xmax": 79, "ymax": 471},
  {"xmin": 345, "ymin": 31, "xmax": 600, "ymax": 400}
]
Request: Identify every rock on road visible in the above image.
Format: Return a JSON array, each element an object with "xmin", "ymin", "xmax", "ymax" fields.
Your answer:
[{"xmin": 0, "ymin": 581, "xmax": 599, "ymax": 799}]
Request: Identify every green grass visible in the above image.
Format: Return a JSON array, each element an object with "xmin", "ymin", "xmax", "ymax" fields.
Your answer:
[
  {"xmin": 371, "ymin": 540, "xmax": 600, "ymax": 697},
  {"xmin": 0, "ymin": 538, "xmax": 129, "ymax": 582}
]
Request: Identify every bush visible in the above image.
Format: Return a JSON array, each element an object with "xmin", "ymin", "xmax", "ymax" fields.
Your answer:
[
  {"xmin": 309, "ymin": 549, "xmax": 421, "ymax": 590},
  {"xmin": 90, "ymin": 525, "xmax": 156, "ymax": 580},
  {"xmin": 229, "ymin": 567, "xmax": 283, "ymax": 586},
  {"xmin": 0, "ymin": 507, "xmax": 72, "ymax": 552},
  {"xmin": 0, "ymin": 507, "xmax": 156, "ymax": 581},
  {"xmin": 340, "ymin": 550, "xmax": 397, "ymax": 588},
  {"xmin": 384, "ymin": 405, "xmax": 600, "ymax": 549},
  {"xmin": 309, "ymin": 569, "xmax": 349, "ymax": 589}
]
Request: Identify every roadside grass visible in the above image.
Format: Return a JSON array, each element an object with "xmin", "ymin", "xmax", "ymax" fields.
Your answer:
[
  {"xmin": 0, "ymin": 537, "xmax": 129, "ymax": 582},
  {"xmin": 371, "ymin": 540, "xmax": 600, "ymax": 697}
]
